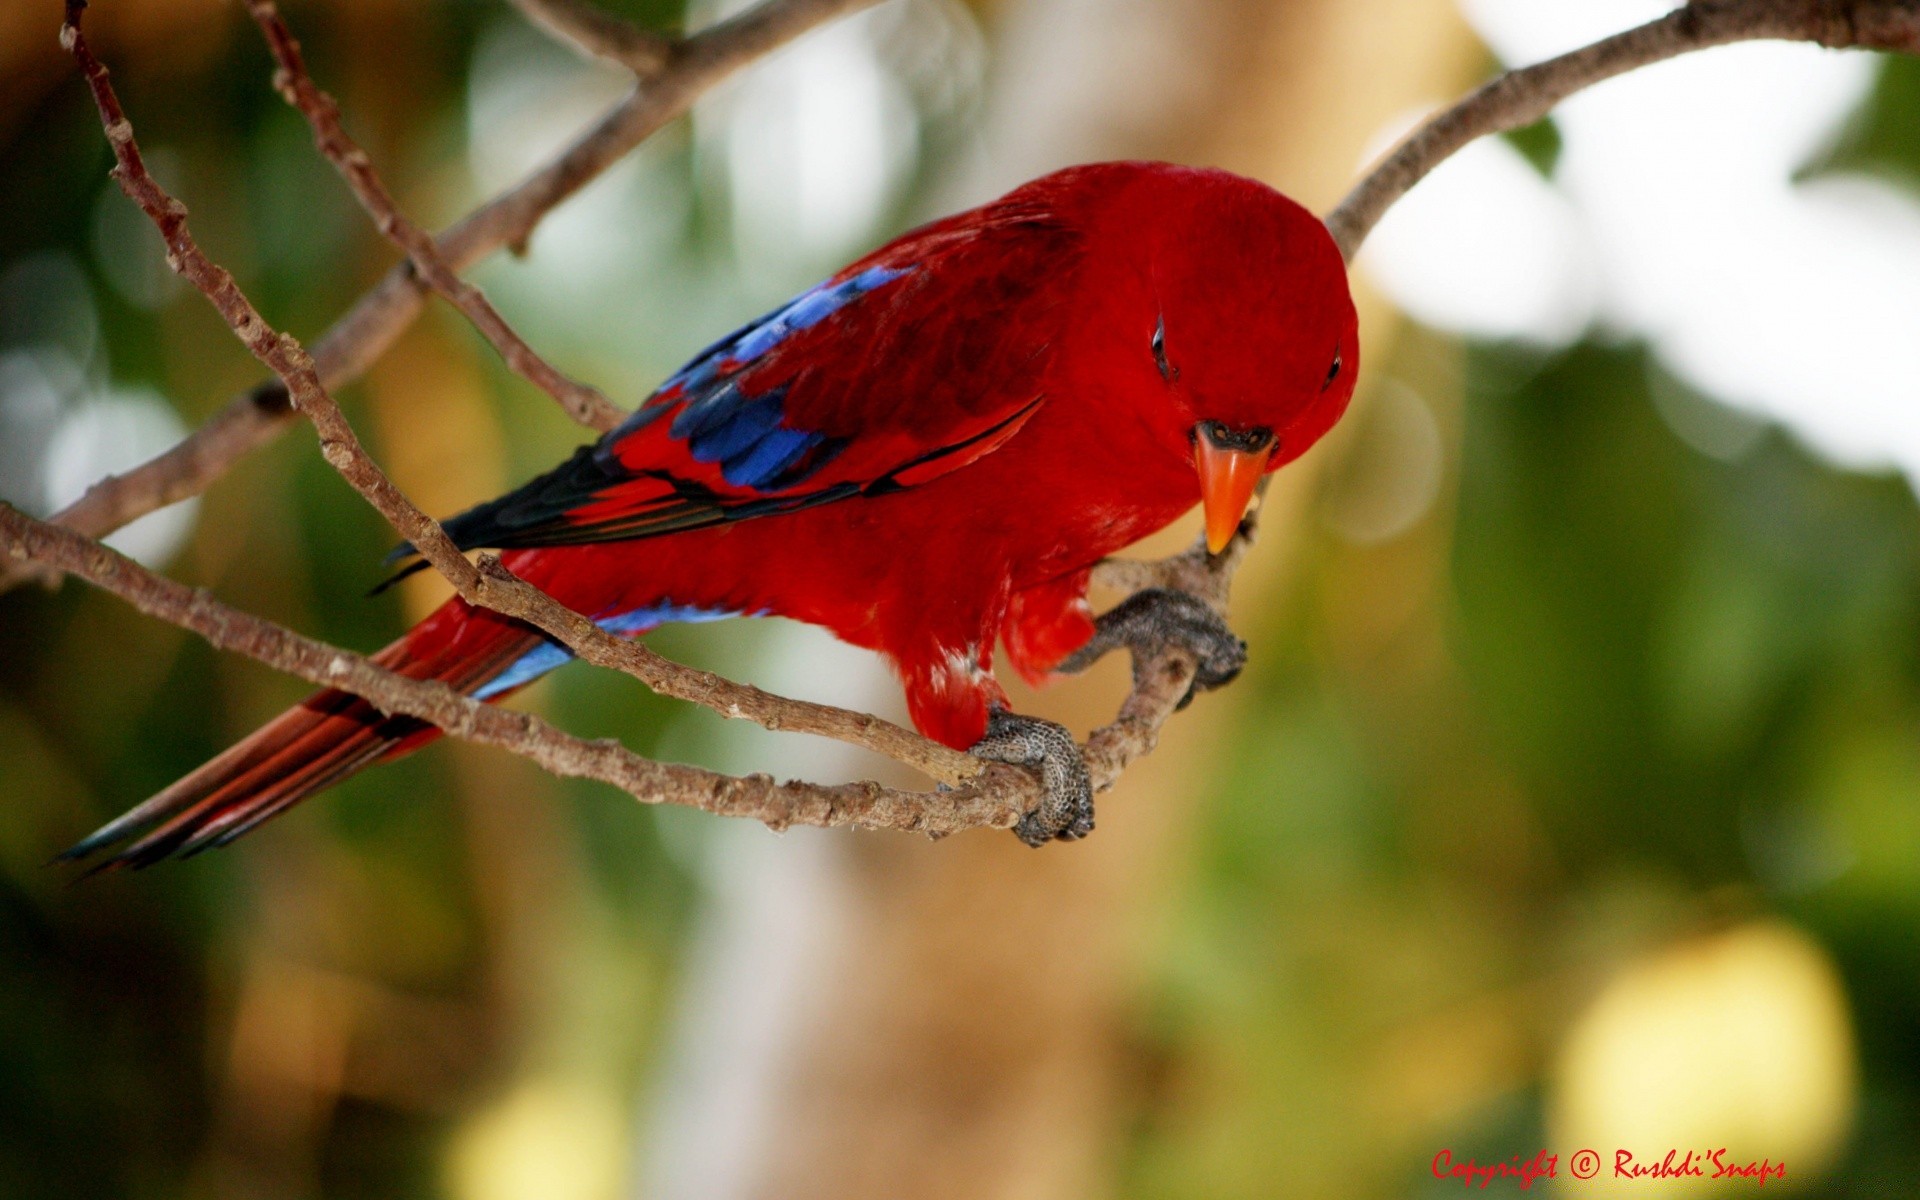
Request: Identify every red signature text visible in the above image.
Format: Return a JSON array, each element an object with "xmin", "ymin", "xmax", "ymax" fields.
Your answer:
[
  {"xmin": 1432, "ymin": 1150, "xmax": 1559, "ymax": 1189},
  {"xmin": 1615, "ymin": 1149, "xmax": 1788, "ymax": 1186},
  {"xmin": 1431, "ymin": 1148, "xmax": 1789, "ymax": 1188}
]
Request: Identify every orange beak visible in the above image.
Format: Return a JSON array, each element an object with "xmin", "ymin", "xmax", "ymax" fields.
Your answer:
[{"xmin": 1194, "ymin": 431, "xmax": 1271, "ymax": 554}]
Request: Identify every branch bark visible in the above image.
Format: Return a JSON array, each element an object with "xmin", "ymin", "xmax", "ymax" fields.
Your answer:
[
  {"xmin": 1325, "ymin": 0, "xmax": 1920, "ymax": 259},
  {"xmin": 25, "ymin": 0, "xmax": 1919, "ymax": 579},
  {"xmin": 5, "ymin": 0, "xmax": 881, "ymax": 589},
  {"xmin": 247, "ymin": 0, "xmax": 625, "ymax": 433},
  {"xmin": 21, "ymin": 0, "xmax": 1920, "ymax": 843},
  {"xmin": 59, "ymin": 0, "xmax": 985, "ymax": 794},
  {"xmin": 506, "ymin": 0, "xmax": 676, "ymax": 72},
  {"xmin": 0, "ymin": 501, "xmax": 1027, "ymax": 835}
]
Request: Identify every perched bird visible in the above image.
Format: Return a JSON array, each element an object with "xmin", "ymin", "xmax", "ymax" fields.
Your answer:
[{"xmin": 65, "ymin": 160, "xmax": 1358, "ymax": 867}]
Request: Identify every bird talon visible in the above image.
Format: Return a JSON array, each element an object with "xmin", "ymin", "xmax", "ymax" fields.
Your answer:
[
  {"xmin": 1058, "ymin": 588, "xmax": 1247, "ymax": 701},
  {"xmin": 971, "ymin": 709, "xmax": 1094, "ymax": 846}
]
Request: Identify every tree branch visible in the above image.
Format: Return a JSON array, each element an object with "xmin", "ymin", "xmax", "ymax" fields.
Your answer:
[
  {"xmin": 506, "ymin": 0, "xmax": 676, "ymax": 73},
  {"xmin": 29, "ymin": 0, "xmax": 1917, "ymax": 586},
  {"xmin": 0, "ymin": 502, "xmax": 1028, "ymax": 836},
  {"xmin": 1325, "ymin": 0, "xmax": 1920, "ymax": 260},
  {"xmin": 3, "ymin": 0, "xmax": 882, "ymax": 591},
  {"xmin": 58, "ymin": 0, "xmax": 985, "ymax": 793},
  {"xmin": 20, "ymin": 0, "xmax": 1920, "ymax": 846},
  {"xmin": 246, "ymin": 0, "xmax": 625, "ymax": 432}
]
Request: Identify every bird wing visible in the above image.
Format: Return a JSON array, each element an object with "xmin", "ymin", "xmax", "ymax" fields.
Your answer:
[{"xmin": 421, "ymin": 202, "xmax": 1077, "ymax": 559}]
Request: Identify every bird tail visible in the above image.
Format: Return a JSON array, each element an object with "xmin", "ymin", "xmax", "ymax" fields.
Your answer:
[{"xmin": 59, "ymin": 598, "xmax": 547, "ymax": 872}]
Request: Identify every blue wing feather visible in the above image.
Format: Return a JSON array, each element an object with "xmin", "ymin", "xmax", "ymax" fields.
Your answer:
[
  {"xmin": 722, "ymin": 424, "xmax": 821, "ymax": 488},
  {"xmin": 594, "ymin": 263, "xmax": 911, "ymax": 470},
  {"xmin": 380, "ymin": 196, "xmax": 1076, "ymax": 584},
  {"xmin": 617, "ymin": 263, "xmax": 916, "ymax": 495},
  {"xmin": 643, "ymin": 266, "xmax": 912, "ymax": 493},
  {"xmin": 396, "ymin": 266, "xmax": 916, "ymax": 568},
  {"xmin": 393, "ymin": 223, "xmax": 1056, "ymax": 570},
  {"xmin": 684, "ymin": 390, "xmax": 783, "ymax": 462}
]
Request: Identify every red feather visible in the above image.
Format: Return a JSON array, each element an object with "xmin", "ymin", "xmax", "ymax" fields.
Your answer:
[{"xmin": 69, "ymin": 160, "xmax": 1359, "ymax": 866}]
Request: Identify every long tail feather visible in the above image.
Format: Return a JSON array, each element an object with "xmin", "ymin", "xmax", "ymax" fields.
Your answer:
[{"xmin": 63, "ymin": 608, "xmax": 546, "ymax": 872}]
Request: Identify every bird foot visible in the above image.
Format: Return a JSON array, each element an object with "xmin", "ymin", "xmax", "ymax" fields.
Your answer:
[
  {"xmin": 1056, "ymin": 587, "xmax": 1246, "ymax": 709},
  {"xmin": 970, "ymin": 709, "xmax": 1094, "ymax": 846}
]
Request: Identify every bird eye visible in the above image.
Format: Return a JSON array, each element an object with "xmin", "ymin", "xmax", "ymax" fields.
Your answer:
[
  {"xmin": 1323, "ymin": 351, "xmax": 1343, "ymax": 391},
  {"xmin": 1152, "ymin": 317, "xmax": 1176, "ymax": 382}
]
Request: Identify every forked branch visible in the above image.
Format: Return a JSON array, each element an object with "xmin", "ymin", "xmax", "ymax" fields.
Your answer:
[
  {"xmin": 18, "ymin": 0, "xmax": 1920, "ymax": 841},
  {"xmin": 57, "ymin": 0, "xmax": 984, "ymax": 795},
  {"xmin": 5, "ymin": 0, "xmax": 883, "ymax": 586},
  {"xmin": 1327, "ymin": 0, "xmax": 1920, "ymax": 258},
  {"xmin": 506, "ymin": 0, "xmax": 677, "ymax": 71},
  {"xmin": 0, "ymin": 503, "xmax": 1030, "ymax": 835},
  {"xmin": 24, "ymin": 0, "xmax": 1920, "ymax": 574},
  {"xmin": 247, "ymin": 0, "xmax": 624, "ymax": 432}
]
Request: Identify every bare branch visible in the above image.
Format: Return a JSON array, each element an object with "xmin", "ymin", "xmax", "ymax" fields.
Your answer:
[
  {"xmin": 245, "ymin": 0, "xmax": 625, "ymax": 432},
  {"xmin": 1104, "ymin": 0, "xmax": 1920, "ymax": 793},
  {"xmin": 46, "ymin": 0, "xmax": 1202, "ymax": 823},
  {"xmin": 0, "ymin": 501, "xmax": 1028, "ymax": 836},
  {"xmin": 29, "ymin": 0, "xmax": 1919, "ymax": 589},
  {"xmin": 24, "ymin": 0, "xmax": 1920, "ymax": 848},
  {"xmin": 507, "ymin": 0, "xmax": 675, "ymax": 73},
  {"xmin": 58, "ymin": 0, "xmax": 985, "ymax": 791},
  {"xmin": 5, "ymin": 0, "xmax": 883, "ymax": 590},
  {"xmin": 1326, "ymin": 0, "xmax": 1920, "ymax": 260}
]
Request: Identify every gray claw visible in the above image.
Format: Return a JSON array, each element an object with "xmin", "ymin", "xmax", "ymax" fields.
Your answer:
[
  {"xmin": 969, "ymin": 709, "xmax": 1094, "ymax": 846},
  {"xmin": 1056, "ymin": 588, "xmax": 1247, "ymax": 702}
]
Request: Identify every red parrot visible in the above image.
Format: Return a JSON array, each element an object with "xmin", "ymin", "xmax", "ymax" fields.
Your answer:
[{"xmin": 65, "ymin": 160, "xmax": 1358, "ymax": 866}]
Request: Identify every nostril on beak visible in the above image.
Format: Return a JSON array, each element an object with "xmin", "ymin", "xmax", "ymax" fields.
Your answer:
[{"xmin": 1192, "ymin": 423, "xmax": 1272, "ymax": 553}]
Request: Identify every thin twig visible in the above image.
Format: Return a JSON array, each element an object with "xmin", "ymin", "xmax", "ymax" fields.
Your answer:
[
  {"xmin": 1325, "ymin": 0, "xmax": 1920, "ymax": 259},
  {"xmin": 506, "ymin": 0, "xmax": 675, "ymax": 72},
  {"xmin": 5, "ymin": 0, "xmax": 883, "ymax": 589},
  {"xmin": 59, "ymin": 0, "xmax": 984, "ymax": 791},
  {"xmin": 247, "ymin": 0, "xmax": 625, "ymax": 432},
  {"xmin": 1142, "ymin": 0, "xmax": 1920, "ymax": 672},
  {"xmin": 28, "ymin": 0, "xmax": 1920, "ymax": 578},
  {"xmin": 20, "ymin": 0, "xmax": 1920, "ymax": 845},
  {"xmin": 0, "ymin": 502, "xmax": 1027, "ymax": 835}
]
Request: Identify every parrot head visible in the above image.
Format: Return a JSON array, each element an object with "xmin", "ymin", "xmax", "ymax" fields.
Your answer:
[{"xmin": 1066, "ymin": 163, "xmax": 1360, "ymax": 553}]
